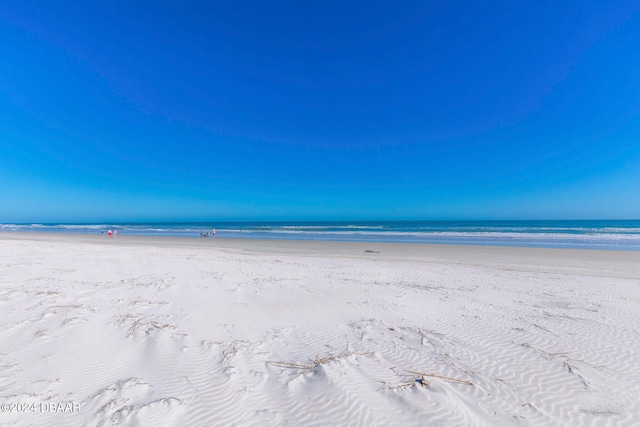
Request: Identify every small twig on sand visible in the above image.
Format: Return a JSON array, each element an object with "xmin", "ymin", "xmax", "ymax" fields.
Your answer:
[
  {"xmin": 406, "ymin": 370, "xmax": 472, "ymax": 385},
  {"xmin": 563, "ymin": 361, "xmax": 589, "ymax": 388},
  {"xmin": 267, "ymin": 361, "xmax": 316, "ymax": 371},
  {"xmin": 364, "ymin": 250, "xmax": 380, "ymax": 253},
  {"xmin": 537, "ymin": 348, "xmax": 569, "ymax": 357},
  {"xmin": 267, "ymin": 349, "xmax": 373, "ymax": 374},
  {"xmin": 380, "ymin": 375, "xmax": 429, "ymax": 390},
  {"xmin": 525, "ymin": 345, "xmax": 589, "ymax": 389}
]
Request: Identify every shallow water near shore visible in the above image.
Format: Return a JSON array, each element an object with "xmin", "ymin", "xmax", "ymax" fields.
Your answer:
[{"xmin": 3, "ymin": 220, "xmax": 640, "ymax": 250}]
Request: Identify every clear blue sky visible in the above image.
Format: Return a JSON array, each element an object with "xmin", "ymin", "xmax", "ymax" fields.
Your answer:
[{"xmin": 1, "ymin": 1, "xmax": 639, "ymax": 222}]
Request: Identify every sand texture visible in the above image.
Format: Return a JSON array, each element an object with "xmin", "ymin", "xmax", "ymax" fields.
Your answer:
[{"xmin": 0, "ymin": 233, "xmax": 639, "ymax": 426}]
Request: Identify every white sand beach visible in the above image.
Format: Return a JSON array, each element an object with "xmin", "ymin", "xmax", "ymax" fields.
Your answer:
[{"xmin": 0, "ymin": 233, "xmax": 639, "ymax": 426}]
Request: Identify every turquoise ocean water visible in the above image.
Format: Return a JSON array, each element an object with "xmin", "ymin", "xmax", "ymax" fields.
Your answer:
[{"xmin": 2, "ymin": 220, "xmax": 640, "ymax": 250}]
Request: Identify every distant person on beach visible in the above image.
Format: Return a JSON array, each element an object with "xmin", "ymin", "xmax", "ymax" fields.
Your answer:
[
  {"xmin": 108, "ymin": 229, "xmax": 112, "ymax": 237},
  {"xmin": 114, "ymin": 229, "xmax": 117, "ymax": 237},
  {"xmin": 212, "ymin": 229, "xmax": 216, "ymax": 237}
]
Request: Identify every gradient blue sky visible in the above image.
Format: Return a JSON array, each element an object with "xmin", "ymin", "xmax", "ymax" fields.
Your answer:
[{"xmin": 1, "ymin": 1, "xmax": 639, "ymax": 222}]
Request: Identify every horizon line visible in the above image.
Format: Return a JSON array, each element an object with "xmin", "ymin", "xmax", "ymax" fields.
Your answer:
[{"xmin": 3, "ymin": 218, "xmax": 640, "ymax": 225}]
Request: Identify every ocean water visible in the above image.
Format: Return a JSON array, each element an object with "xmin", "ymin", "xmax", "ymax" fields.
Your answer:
[{"xmin": 2, "ymin": 220, "xmax": 640, "ymax": 250}]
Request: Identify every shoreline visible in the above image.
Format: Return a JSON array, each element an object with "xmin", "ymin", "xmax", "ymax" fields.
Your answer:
[
  {"xmin": 4, "ymin": 229, "xmax": 640, "ymax": 252},
  {"xmin": 2, "ymin": 230, "xmax": 640, "ymax": 272},
  {"xmin": 3, "ymin": 220, "xmax": 640, "ymax": 252}
]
